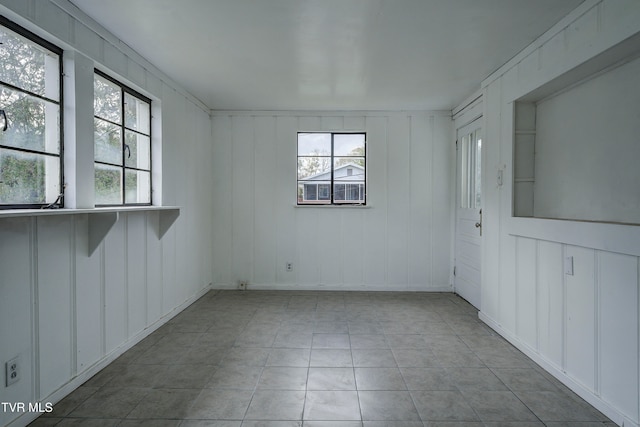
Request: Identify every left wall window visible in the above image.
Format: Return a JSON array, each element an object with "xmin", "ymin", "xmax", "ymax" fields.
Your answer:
[
  {"xmin": 94, "ymin": 70, "xmax": 151, "ymax": 206},
  {"xmin": 0, "ymin": 16, "xmax": 63, "ymax": 208}
]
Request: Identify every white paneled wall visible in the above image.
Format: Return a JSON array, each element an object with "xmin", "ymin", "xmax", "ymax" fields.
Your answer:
[
  {"xmin": 478, "ymin": 1, "xmax": 640, "ymax": 425},
  {"xmin": 0, "ymin": 2, "xmax": 213, "ymax": 426},
  {"xmin": 212, "ymin": 112, "xmax": 453, "ymax": 291}
]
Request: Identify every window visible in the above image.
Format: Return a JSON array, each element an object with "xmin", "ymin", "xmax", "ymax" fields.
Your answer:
[
  {"xmin": 0, "ymin": 16, "xmax": 63, "ymax": 209},
  {"xmin": 94, "ymin": 70, "xmax": 151, "ymax": 205},
  {"xmin": 297, "ymin": 132, "xmax": 366, "ymax": 205},
  {"xmin": 459, "ymin": 128, "xmax": 481, "ymax": 209}
]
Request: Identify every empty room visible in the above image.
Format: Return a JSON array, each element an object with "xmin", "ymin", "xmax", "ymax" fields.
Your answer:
[{"xmin": 1, "ymin": 0, "xmax": 639, "ymax": 426}]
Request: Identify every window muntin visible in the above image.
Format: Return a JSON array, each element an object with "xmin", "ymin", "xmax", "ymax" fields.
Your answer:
[
  {"xmin": 0, "ymin": 17, "xmax": 63, "ymax": 208},
  {"xmin": 94, "ymin": 70, "xmax": 151, "ymax": 206},
  {"xmin": 297, "ymin": 132, "xmax": 366, "ymax": 205}
]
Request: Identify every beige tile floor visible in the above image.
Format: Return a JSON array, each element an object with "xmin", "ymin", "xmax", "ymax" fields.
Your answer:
[{"xmin": 30, "ymin": 290, "xmax": 614, "ymax": 427}]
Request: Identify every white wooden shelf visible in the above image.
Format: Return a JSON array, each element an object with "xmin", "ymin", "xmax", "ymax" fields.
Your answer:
[{"xmin": 0, "ymin": 206, "xmax": 181, "ymax": 255}]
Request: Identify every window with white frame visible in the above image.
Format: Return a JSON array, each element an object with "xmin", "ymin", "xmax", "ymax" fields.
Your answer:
[
  {"xmin": 297, "ymin": 132, "xmax": 366, "ymax": 205},
  {"xmin": 94, "ymin": 70, "xmax": 151, "ymax": 206},
  {"xmin": 0, "ymin": 16, "xmax": 63, "ymax": 209}
]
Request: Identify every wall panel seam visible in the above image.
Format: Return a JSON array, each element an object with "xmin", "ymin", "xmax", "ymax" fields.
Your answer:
[
  {"xmin": 30, "ymin": 217, "xmax": 40, "ymax": 401},
  {"xmin": 407, "ymin": 114, "xmax": 412, "ymax": 288},
  {"xmin": 595, "ymin": 250, "xmax": 601, "ymax": 396},
  {"xmin": 562, "ymin": 243, "xmax": 567, "ymax": 372},
  {"xmin": 70, "ymin": 217, "xmax": 77, "ymax": 377}
]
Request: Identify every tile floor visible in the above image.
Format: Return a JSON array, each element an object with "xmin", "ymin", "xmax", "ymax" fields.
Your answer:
[{"xmin": 30, "ymin": 290, "xmax": 614, "ymax": 427}]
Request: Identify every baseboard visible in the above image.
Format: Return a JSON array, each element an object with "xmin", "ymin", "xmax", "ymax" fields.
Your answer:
[
  {"xmin": 212, "ymin": 282, "xmax": 454, "ymax": 292},
  {"xmin": 478, "ymin": 311, "xmax": 636, "ymax": 427},
  {"xmin": 8, "ymin": 283, "xmax": 213, "ymax": 427}
]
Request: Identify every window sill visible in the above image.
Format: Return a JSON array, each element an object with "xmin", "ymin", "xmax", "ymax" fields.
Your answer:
[
  {"xmin": 0, "ymin": 206, "xmax": 180, "ymax": 255},
  {"xmin": 294, "ymin": 204, "xmax": 371, "ymax": 209},
  {"xmin": 0, "ymin": 205, "xmax": 178, "ymax": 218}
]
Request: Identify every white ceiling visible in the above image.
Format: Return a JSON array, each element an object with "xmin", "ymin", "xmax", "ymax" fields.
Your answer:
[{"xmin": 70, "ymin": 0, "xmax": 583, "ymax": 111}]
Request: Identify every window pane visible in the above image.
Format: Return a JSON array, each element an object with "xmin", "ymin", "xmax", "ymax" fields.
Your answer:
[
  {"xmin": 334, "ymin": 133, "xmax": 365, "ymax": 156},
  {"xmin": 125, "ymin": 169, "xmax": 150, "ymax": 204},
  {"xmin": 94, "ymin": 74, "xmax": 121, "ymax": 123},
  {"xmin": 334, "ymin": 183, "xmax": 346, "ymax": 201},
  {"xmin": 124, "ymin": 130, "xmax": 150, "ymax": 170},
  {"xmin": 0, "ymin": 149, "xmax": 59, "ymax": 204},
  {"xmin": 298, "ymin": 156, "xmax": 331, "ymax": 180},
  {"xmin": 475, "ymin": 136, "xmax": 482, "ymax": 209},
  {"xmin": 95, "ymin": 163, "xmax": 122, "ymax": 205},
  {"xmin": 304, "ymin": 183, "xmax": 317, "ymax": 200},
  {"xmin": 0, "ymin": 26, "xmax": 59, "ymax": 100},
  {"xmin": 318, "ymin": 183, "xmax": 330, "ymax": 200},
  {"xmin": 124, "ymin": 92, "xmax": 150, "ymax": 135},
  {"xmin": 333, "ymin": 157, "xmax": 365, "ymax": 179},
  {"xmin": 298, "ymin": 181, "xmax": 330, "ymax": 204},
  {"xmin": 94, "ymin": 118, "xmax": 122, "ymax": 165},
  {"xmin": 298, "ymin": 133, "xmax": 331, "ymax": 156},
  {"xmin": 0, "ymin": 87, "xmax": 60, "ymax": 154}
]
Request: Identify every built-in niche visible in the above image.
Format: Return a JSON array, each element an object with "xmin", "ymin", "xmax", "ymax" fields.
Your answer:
[{"xmin": 513, "ymin": 37, "xmax": 640, "ymax": 225}]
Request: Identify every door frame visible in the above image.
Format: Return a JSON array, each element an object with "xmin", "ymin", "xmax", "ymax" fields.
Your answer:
[{"xmin": 454, "ymin": 116, "xmax": 483, "ymax": 308}]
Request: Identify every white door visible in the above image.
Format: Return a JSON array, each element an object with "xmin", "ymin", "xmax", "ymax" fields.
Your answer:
[{"xmin": 455, "ymin": 118, "xmax": 482, "ymax": 308}]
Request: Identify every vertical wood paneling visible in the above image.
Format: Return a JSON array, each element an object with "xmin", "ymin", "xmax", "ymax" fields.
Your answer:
[
  {"xmin": 0, "ymin": 218, "xmax": 34, "ymax": 427},
  {"xmin": 500, "ymin": 234, "xmax": 517, "ymax": 334},
  {"xmin": 104, "ymin": 218, "xmax": 127, "ymax": 353},
  {"xmin": 212, "ymin": 112, "xmax": 451, "ymax": 291},
  {"xmin": 253, "ymin": 116, "xmax": 278, "ymax": 285},
  {"xmin": 480, "ymin": 2, "xmax": 640, "ymax": 424},
  {"xmin": 431, "ymin": 114, "xmax": 453, "ymax": 287},
  {"xmin": 516, "ymin": 237, "xmax": 538, "ymax": 349},
  {"xmin": 161, "ymin": 224, "xmax": 177, "ymax": 316},
  {"xmin": 145, "ymin": 212, "xmax": 163, "ymax": 324},
  {"xmin": 275, "ymin": 116, "xmax": 298, "ymax": 286},
  {"xmin": 536, "ymin": 240, "xmax": 564, "ymax": 368},
  {"xmin": 342, "ymin": 210, "xmax": 365, "ymax": 287},
  {"xmin": 344, "ymin": 116, "xmax": 365, "ymax": 130},
  {"xmin": 232, "ymin": 115, "xmax": 256, "ymax": 284},
  {"xmin": 212, "ymin": 115, "xmax": 233, "ymax": 286},
  {"xmin": 173, "ymin": 96, "xmax": 191, "ymax": 302},
  {"xmin": 565, "ymin": 245, "xmax": 596, "ymax": 391},
  {"xmin": 126, "ymin": 213, "xmax": 147, "ymax": 337},
  {"xmin": 296, "ymin": 209, "xmax": 320, "ymax": 286},
  {"xmin": 0, "ymin": 5, "xmax": 215, "ymax": 426},
  {"xmin": 598, "ymin": 251, "xmax": 639, "ymax": 420},
  {"xmin": 321, "ymin": 116, "xmax": 343, "ymax": 131},
  {"xmin": 408, "ymin": 113, "xmax": 431, "ymax": 288},
  {"xmin": 386, "ymin": 115, "xmax": 410, "ymax": 287},
  {"xmin": 37, "ymin": 216, "xmax": 73, "ymax": 398},
  {"xmin": 362, "ymin": 116, "xmax": 388, "ymax": 288},
  {"xmin": 74, "ymin": 215, "xmax": 102, "ymax": 371},
  {"xmin": 481, "ymin": 83, "xmax": 501, "ymax": 321},
  {"xmin": 317, "ymin": 209, "xmax": 343, "ymax": 286}
]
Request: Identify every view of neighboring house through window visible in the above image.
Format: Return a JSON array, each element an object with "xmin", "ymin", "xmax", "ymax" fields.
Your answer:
[
  {"xmin": 297, "ymin": 132, "xmax": 366, "ymax": 205},
  {"xmin": 0, "ymin": 17, "xmax": 63, "ymax": 208},
  {"xmin": 94, "ymin": 70, "xmax": 151, "ymax": 205}
]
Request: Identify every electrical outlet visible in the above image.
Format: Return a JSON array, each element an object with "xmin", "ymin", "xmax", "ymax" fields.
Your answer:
[
  {"xmin": 6, "ymin": 357, "xmax": 19, "ymax": 386},
  {"xmin": 238, "ymin": 281, "xmax": 247, "ymax": 290},
  {"xmin": 286, "ymin": 262, "xmax": 293, "ymax": 272}
]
